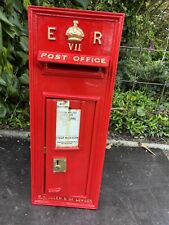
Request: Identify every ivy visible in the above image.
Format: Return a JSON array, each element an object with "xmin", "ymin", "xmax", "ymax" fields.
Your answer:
[
  {"xmin": 0, "ymin": 0, "xmax": 168, "ymax": 138},
  {"xmin": 70, "ymin": 0, "xmax": 90, "ymax": 9},
  {"xmin": 110, "ymin": 90, "xmax": 169, "ymax": 137}
]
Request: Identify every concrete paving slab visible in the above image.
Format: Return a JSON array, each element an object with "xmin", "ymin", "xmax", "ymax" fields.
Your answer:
[{"xmin": 0, "ymin": 137, "xmax": 169, "ymax": 225}]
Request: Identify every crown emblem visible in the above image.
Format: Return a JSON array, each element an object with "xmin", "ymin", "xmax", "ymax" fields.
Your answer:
[{"xmin": 66, "ymin": 20, "xmax": 84, "ymax": 43}]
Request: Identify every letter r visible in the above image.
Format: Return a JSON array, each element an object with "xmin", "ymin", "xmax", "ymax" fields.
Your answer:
[{"xmin": 93, "ymin": 31, "xmax": 102, "ymax": 45}]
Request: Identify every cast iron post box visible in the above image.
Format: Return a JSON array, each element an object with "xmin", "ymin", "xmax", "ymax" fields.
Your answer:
[{"xmin": 28, "ymin": 6, "xmax": 124, "ymax": 209}]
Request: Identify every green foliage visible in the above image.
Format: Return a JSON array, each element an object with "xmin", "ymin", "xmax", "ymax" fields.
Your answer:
[
  {"xmin": 28, "ymin": 0, "xmax": 90, "ymax": 9},
  {"xmin": 0, "ymin": 0, "xmax": 90, "ymax": 125},
  {"xmin": 70, "ymin": 0, "xmax": 90, "ymax": 9},
  {"xmin": 0, "ymin": 1, "xmax": 28, "ymax": 121},
  {"xmin": 90, "ymin": 0, "xmax": 169, "ymax": 48},
  {"xmin": 118, "ymin": 50, "xmax": 169, "ymax": 83},
  {"xmin": 0, "ymin": 102, "xmax": 7, "ymax": 118},
  {"xmin": 0, "ymin": 0, "xmax": 168, "ymax": 138},
  {"xmin": 116, "ymin": 49, "xmax": 169, "ymax": 96},
  {"xmin": 110, "ymin": 90, "xmax": 169, "ymax": 137},
  {"xmin": 0, "ymin": 103, "xmax": 29, "ymax": 129}
]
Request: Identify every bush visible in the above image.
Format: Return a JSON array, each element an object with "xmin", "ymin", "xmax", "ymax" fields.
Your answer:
[
  {"xmin": 0, "ymin": 0, "xmax": 89, "ymax": 120},
  {"xmin": 0, "ymin": 1, "xmax": 29, "ymax": 119},
  {"xmin": 0, "ymin": 0, "xmax": 168, "ymax": 138},
  {"xmin": 110, "ymin": 89, "xmax": 169, "ymax": 137},
  {"xmin": 117, "ymin": 50, "xmax": 169, "ymax": 96}
]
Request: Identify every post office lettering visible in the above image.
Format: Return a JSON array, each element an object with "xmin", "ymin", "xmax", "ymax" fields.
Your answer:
[{"xmin": 40, "ymin": 52, "xmax": 68, "ymax": 61}]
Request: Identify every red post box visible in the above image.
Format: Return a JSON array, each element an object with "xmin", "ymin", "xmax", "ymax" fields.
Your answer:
[{"xmin": 28, "ymin": 6, "xmax": 124, "ymax": 209}]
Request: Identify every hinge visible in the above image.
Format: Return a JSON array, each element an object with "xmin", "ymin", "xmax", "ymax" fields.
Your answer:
[{"xmin": 44, "ymin": 146, "xmax": 46, "ymax": 154}]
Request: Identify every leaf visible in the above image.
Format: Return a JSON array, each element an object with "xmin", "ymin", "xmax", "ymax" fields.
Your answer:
[
  {"xmin": 9, "ymin": 11, "xmax": 22, "ymax": 30},
  {"xmin": 137, "ymin": 107, "xmax": 146, "ymax": 117},
  {"xmin": 7, "ymin": 79, "xmax": 19, "ymax": 97},
  {"xmin": 1, "ymin": 72, "xmax": 13, "ymax": 85},
  {"xmin": 0, "ymin": 22, "xmax": 2, "ymax": 54},
  {"xmin": 0, "ymin": 77, "xmax": 6, "ymax": 86},
  {"xmin": 13, "ymin": 0, "xmax": 23, "ymax": 13},
  {"xmin": 0, "ymin": 103, "xmax": 7, "ymax": 118},
  {"xmin": 17, "ymin": 51, "xmax": 28, "ymax": 66},
  {"xmin": 23, "ymin": 0, "xmax": 31, "ymax": 10},
  {"xmin": 70, "ymin": 0, "xmax": 90, "ymax": 9},
  {"xmin": 108, "ymin": 0, "xmax": 113, "ymax": 5},
  {"xmin": 20, "ymin": 36, "xmax": 28, "ymax": 52},
  {"xmin": 3, "ymin": 25, "xmax": 16, "ymax": 38},
  {"xmin": 6, "ymin": 0, "xmax": 13, "ymax": 12},
  {"xmin": 19, "ymin": 50, "xmax": 28, "ymax": 62},
  {"xmin": 3, "ymin": 61, "xmax": 13, "ymax": 74},
  {"xmin": 20, "ymin": 21, "xmax": 28, "ymax": 36},
  {"xmin": 6, "ymin": 42, "xmax": 14, "ymax": 57},
  {"xmin": 0, "ymin": 9, "xmax": 13, "ymax": 26},
  {"xmin": 19, "ymin": 72, "xmax": 29, "ymax": 85},
  {"xmin": 20, "ymin": 86, "xmax": 29, "ymax": 101}
]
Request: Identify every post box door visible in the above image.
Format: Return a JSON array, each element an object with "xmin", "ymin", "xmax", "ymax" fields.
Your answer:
[{"xmin": 45, "ymin": 98, "xmax": 96, "ymax": 197}]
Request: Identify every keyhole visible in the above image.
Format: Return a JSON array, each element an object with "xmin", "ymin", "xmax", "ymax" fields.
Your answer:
[
  {"xmin": 55, "ymin": 160, "xmax": 61, "ymax": 169},
  {"xmin": 53, "ymin": 158, "xmax": 66, "ymax": 173}
]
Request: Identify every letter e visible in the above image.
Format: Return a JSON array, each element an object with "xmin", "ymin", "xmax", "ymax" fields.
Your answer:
[{"xmin": 48, "ymin": 27, "xmax": 56, "ymax": 40}]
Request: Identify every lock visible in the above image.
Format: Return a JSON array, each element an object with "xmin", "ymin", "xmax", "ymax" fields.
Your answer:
[{"xmin": 53, "ymin": 158, "xmax": 66, "ymax": 173}]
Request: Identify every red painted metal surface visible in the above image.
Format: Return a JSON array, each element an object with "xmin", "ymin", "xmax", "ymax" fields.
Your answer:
[{"xmin": 28, "ymin": 6, "xmax": 124, "ymax": 209}]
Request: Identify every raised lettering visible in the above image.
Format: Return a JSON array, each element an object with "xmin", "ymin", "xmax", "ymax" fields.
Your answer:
[
  {"xmin": 93, "ymin": 31, "xmax": 102, "ymax": 45},
  {"xmin": 55, "ymin": 55, "xmax": 61, "ymax": 60},
  {"xmin": 41, "ymin": 52, "xmax": 47, "ymax": 58},
  {"xmin": 68, "ymin": 43, "xmax": 74, "ymax": 50},
  {"xmin": 48, "ymin": 27, "xmax": 56, "ymax": 40},
  {"xmin": 73, "ymin": 56, "xmax": 80, "ymax": 61},
  {"xmin": 62, "ymin": 55, "xmax": 68, "ymax": 60},
  {"xmin": 74, "ymin": 44, "xmax": 78, "ymax": 51},
  {"xmin": 48, "ymin": 54, "xmax": 54, "ymax": 59},
  {"xmin": 101, "ymin": 58, "xmax": 106, "ymax": 64},
  {"xmin": 68, "ymin": 43, "xmax": 81, "ymax": 51},
  {"xmin": 95, "ymin": 58, "xmax": 100, "ymax": 63},
  {"xmin": 80, "ymin": 56, "xmax": 85, "ymax": 62},
  {"xmin": 78, "ymin": 44, "xmax": 81, "ymax": 51},
  {"xmin": 86, "ymin": 57, "xmax": 90, "ymax": 62}
]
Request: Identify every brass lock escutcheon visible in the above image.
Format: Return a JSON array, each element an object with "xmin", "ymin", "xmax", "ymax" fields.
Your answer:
[{"xmin": 53, "ymin": 158, "xmax": 67, "ymax": 173}]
